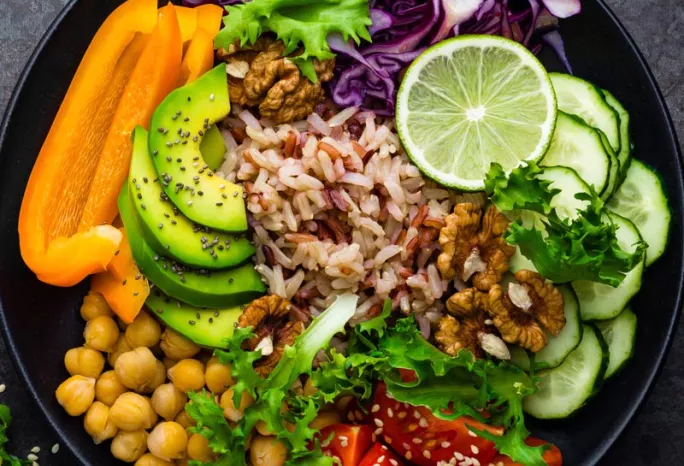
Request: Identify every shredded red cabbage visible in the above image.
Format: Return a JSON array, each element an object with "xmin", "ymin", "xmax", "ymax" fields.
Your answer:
[{"xmin": 329, "ymin": 0, "xmax": 581, "ymax": 114}]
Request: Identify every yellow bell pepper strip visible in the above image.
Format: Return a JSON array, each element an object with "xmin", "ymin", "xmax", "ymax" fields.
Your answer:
[
  {"xmin": 178, "ymin": 28, "xmax": 214, "ymax": 86},
  {"xmin": 18, "ymin": 0, "xmax": 157, "ymax": 287},
  {"xmin": 78, "ymin": 4, "xmax": 183, "ymax": 230},
  {"xmin": 195, "ymin": 4, "xmax": 224, "ymax": 36},
  {"xmin": 92, "ymin": 228, "xmax": 149, "ymax": 324}
]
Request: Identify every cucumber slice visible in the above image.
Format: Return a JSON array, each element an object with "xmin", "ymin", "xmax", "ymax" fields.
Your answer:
[
  {"xmin": 550, "ymin": 73, "xmax": 621, "ymax": 153},
  {"xmin": 599, "ymin": 131, "xmax": 620, "ymax": 201},
  {"xmin": 523, "ymin": 324, "xmax": 608, "ymax": 419},
  {"xmin": 541, "ymin": 112, "xmax": 612, "ymax": 196},
  {"xmin": 573, "ymin": 213, "xmax": 645, "ymax": 321},
  {"xmin": 510, "ymin": 286, "xmax": 583, "ymax": 371},
  {"xmin": 601, "ymin": 89, "xmax": 632, "ymax": 181},
  {"xmin": 595, "ymin": 308, "xmax": 637, "ymax": 378},
  {"xmin": 607, "ymin": 160, "xmax": 671, "ymax": 266}
]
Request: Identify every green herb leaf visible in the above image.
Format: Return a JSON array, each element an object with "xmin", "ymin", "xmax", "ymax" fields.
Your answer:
[
  {"xmin": 0, "ymin": 404, "xmax": 32, "ymax": 466},
  {"xmin": 486, "ymin": 163, "xmax": 646, "ymax": 286},
  {"xmin": 215, "ymin": 0, "xmax": 372, "ymax": 77}
]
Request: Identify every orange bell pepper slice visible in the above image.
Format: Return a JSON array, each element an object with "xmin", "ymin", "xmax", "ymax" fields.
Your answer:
[
  {"xmin": 18, "ymin": 0, "xmax": 157, "ymax": 287},
  {"xmin": 195, "ymin": 4, "xmax": 224, "ymax": 36},
  {"xmin": 91, "ymin": 229, "xmax": 149, "ymax": 324},
  {"xmin": 78, "ymin": 4, "xmax": 183, "ymax": 230},
  {"xmin": 178, "ymin": 28, "xmax": 215, "ymax": 86}
]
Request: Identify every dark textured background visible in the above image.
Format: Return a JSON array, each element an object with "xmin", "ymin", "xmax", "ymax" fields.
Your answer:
[{"xmin": 0, "ymin": 0, "xmax": 683, "ymax": 465}]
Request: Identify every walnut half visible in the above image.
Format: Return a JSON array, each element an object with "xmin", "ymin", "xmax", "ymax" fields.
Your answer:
[
  {"xmin": 219, "ymin": 38, "xmax": 335, "ymax": 124},
  {"xmin": 488, "ymin": 270, "xmax": 566, "ymax": 352},
  {"xmin": 238, "ymin": 296, "xmax": 304, "ymax": 376}
]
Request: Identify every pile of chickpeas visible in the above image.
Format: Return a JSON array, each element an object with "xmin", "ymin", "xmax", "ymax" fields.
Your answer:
[{"xmin": 55, "ymin": 291, "xmax": 345, "ymax": 465}]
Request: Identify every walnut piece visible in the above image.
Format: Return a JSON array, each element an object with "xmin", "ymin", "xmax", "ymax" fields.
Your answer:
[
  {"xmin": 437, "ymin": 203, "xmax": 515, "ymax": 291},
  {"xmin": 488, "ymin": 270, "xmax": 566, "ymax": 352},
  {"xmin": 446, "ymin": 287, "xmax": 489, "ymax": 319},
  {"xmin": 238, "ymin": 296, "xmax": 303, "ymax": 376},
  {"xmin": 435, "ymin": 315, "xmax": 484, "ymax": 358},
  {"xmin": 219, "ymin": 38, "xmax": 335, "ymax": 124}
]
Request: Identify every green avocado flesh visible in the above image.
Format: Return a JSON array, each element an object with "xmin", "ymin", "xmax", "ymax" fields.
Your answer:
[
  {"xmin": 119, "ymin": 186, "xmax": 266, "ymax": 308},
  {"xmin": 129, "ymin": 126, "xmax": 254, "ymax": 269},
  {"xmin": 147, "ymin": 289, "xmax": 243, "ymax": 349},
  {"xmin": 200, "ymin": 125, "xmax": 227, "ymax": 171},
  {"xmin": 148, "ymin": 65, "xmax": 247, "ymax": 232}
]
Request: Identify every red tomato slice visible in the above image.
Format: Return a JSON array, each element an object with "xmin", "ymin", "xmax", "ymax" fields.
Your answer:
[
  {"xmin": 490, "ymin": 437, "xmax": 563, "ymax": 466},
  {"xmin": 371, "ymin": 382, "xmax": 502, "ymax": 466},
  {"xmin": 358, "ymin": 442, "xmax": 404, "ymax": 466},
  {"xmin": 320, "ymin": 424, "xmax": 373, "ymax": 466}
]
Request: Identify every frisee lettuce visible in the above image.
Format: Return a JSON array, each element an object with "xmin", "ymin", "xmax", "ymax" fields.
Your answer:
[
  {"xmin": 485, "ymin": 163, "xmax": 646, "ymax": 286},
  {"xmin": 214, "ymin": 0, "xmax": 372, "ymax": 81},
  {"xmin": 0, "ymin": 405, "xmax": 30, "ymax": 466},
  {"xmin": 187, "ymin": 294, "xmax": 358, "ymax": 466}
]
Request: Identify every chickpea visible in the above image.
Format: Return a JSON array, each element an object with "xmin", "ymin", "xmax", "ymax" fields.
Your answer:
[
  {"xmin": 84, "ymin": 316, "xmax": 120, "ymax": 353},
  {"xmin": 219, "ymin": 388, "xmax": 253, "ymax": 422},
  {"xmin": 147, "ymin": 422, "xmax": 188, "ymax": 461},
  {"xmin": 151, "ymin": 383, "xmax": 187, "ymax": 421},
  {"xmin": 174, "ymin": 409, "xmax": 196, "ymax": 430},
  {"xmin": 134, "ymin": 453, "xmax": 174, "ymax": 466},
  {"xmin": 308, "ymin": 410, "xmax": 342, "ymax": 431},
  {"xmin": 84, "ymin": 401, "xmax": 118, "ymax": 444},
  {"xmin": 80, "ymin": 291, "xmax": 113, "ymax": 321},
  {"xmin": 168, "ymin": 359, "xmax": 205, "ymax": 393},
  {"xmin": 108, "ymin": 335, "xmax": 133, "ymax": 368},
  {"xmin": 139, "ymin": 360, "xmax": 167, "ymax": 394},
  {"xmin": 111, "ymin": 429, "xmax": 148, "ymax": 463},
  {"xmin": 55, "ymin": 375, "xmax": 95, "ymax": 416},
  {"xmin": 125, "ymin": 311, "xmax": 162, "ymax": 349},
  {"xmin": 160, "ymin": 329, "xmax": 200, "ymax": 360},
  {"xmin": 115, "ymin": 347, "xmax": 158, "ymax": 392},
  {"xmin": 187, "ymin": 433, "xmax": 212, "ymax": 462},
  {"xmin": 110, "ymin": 392, "xmax": 158, "ymax": 431},
  {"xmin": 64, "ymin": 347, "xmax": 105, "ymax": 379},
  {"xmin": 95, "ymin": 370, "xmax": 127, "ymax": 406},
  {"xmin": 249, "ymin": 435, "xmax": 287, "ymax": 466},
  {"xmin": 162, "ymin": 357, "xmax": 178, "ymax": 371},
  {"xmin": 205, "ymin": 357, "xmax": 234, "ymax": 394}
]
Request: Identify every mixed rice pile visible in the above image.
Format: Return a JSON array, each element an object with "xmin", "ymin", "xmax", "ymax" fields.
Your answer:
[{"xmin": 217, "ymin": 105, "xmax": 485, "ymax": 332}]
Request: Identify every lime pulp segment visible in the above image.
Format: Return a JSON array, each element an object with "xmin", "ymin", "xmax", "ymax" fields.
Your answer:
[{"xmin": 396, "ymin": 35, "xmax": 557, "ymax": 191}]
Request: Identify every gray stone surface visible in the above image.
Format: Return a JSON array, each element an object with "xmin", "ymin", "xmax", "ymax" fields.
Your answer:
[{"xmin": 0, "ymin": 0, "xmax": 682, "ymax": 465}]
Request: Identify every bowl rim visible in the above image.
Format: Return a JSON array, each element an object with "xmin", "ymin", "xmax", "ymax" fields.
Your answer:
[{"xmin": 0, "ymin": 0, "xmax": 681, "ymax": 465}]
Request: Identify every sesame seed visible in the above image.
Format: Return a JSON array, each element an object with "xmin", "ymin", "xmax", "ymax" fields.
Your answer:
[
  {"xmin": 378, "ymin": 456, "xmax": 385, "ymax": 462},
  {"xmin": 455, "ymin": 452, "xmax": 465, "ymax": 460},
  {"xmin": 371, "ymin": 404, "xmax": 380, "ymax": 413},
  {"xmin": 472, "ymin": 459, "xmax": 481, "ymax": 466},
  {"xmin": 423, "ymin": 450, "xmax": 431, "ymax": 459},
  {"xmin": 0, "ymin": 384, "xmax": 6, "ymax": 393},
  {"xmin": 390, "ymin": 460, "xmax": 399, "ymax": 466},
  {"xmin": 397, "ymin": 412, "xmax": 407, "ymax": 419},
  {"xmin": 412, "ymin": 438, "xmax": 422, "ymax": 444},
  {"xmin": 346, "ymin": 412, "xmax": 354, "ymax": 422},
  {"xmin": 210, "ymin": 93, "xmax": 215, "ymax": 101},
  {"xmin": 383, "ymin": 435, "xmax": 392, "ymax": 445},
  {"xmin": 402, "ymin": 442, "xmax": 411, "ymax": 450},
  {"xmin": 373, "ymin": 418, "xmax": 384, "ymax": 427},
  {"xmin": 413, "ymin": 410, "xmax": 421, "ymax": 419},
  {"xmin": 387, "ymin": 408, "xmax": 393, "ymax": 418},
  {"xmin": 442, "ymin": 441, "xmax": 452, "ymax": 448},
  {"xmin": 471, "ymin": 445, "xmax": 479, "ymax": 454},
  {"xmin": 405, "ymin": 451, "xmax": 412, "ymax": 460},
  {"xmin": 31, "ymin": 447, "xmax": 40, "ymax": 454},
  {"xmin": 27, "ymin": 454, "xmax": 38, "ymax": 461},
  {"xmin": 374, "ymin": 428, "xmax": 383, "ymax": 435},
  {"xmin": 468, "ymin": 430, "xmax": 477, "ymax": 438},
  {"xmin": 419, "ymin": 417, "xmax": 429, "ymax": 428}
]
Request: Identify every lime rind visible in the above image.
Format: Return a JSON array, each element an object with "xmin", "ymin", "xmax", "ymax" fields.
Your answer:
[{"xmin": 396, "ymin": 35, "xmax": 557, "ymax": 191}]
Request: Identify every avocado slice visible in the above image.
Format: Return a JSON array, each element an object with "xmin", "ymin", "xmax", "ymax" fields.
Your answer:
[
  {"xmin": 129, "ymin": 126, "xmax": 254, "ymax": 269},
  {"xmin": 147, "ymin": 289, "xmax": 243, "ymax": 349},
  {"xmin": 119, "ymin": 185, "xmax": 265, "ymax": 308},
  {"xmin": 149, "ymin": 65, "xmax": 246, "ymax": 232},
  {"xmin": 200, "ymin": 125, "xmax": 227, "ymax": 171}
]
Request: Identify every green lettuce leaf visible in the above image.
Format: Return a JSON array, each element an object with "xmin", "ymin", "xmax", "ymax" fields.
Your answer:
[
  {"xmin": 215, "ymin": 0, "xmax": 372, "ymax": 63},
  {"xmin": 485, "ymin": 163, "xmax": 646, "ymax": 286},
  {"xmin": 0, "ymin": 405, "xmax": 32, "ymax": 466}
]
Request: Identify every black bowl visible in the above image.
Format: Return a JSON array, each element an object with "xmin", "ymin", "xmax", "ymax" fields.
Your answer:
[{"xmin": 0, "ymin": 1, "xmax": 681, "ymax": 465}]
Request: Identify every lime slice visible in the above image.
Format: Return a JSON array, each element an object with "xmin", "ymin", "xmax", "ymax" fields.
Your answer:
[{"xmin": 396, "ymin": 35, "xmax": 557, "ymax": 191}]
